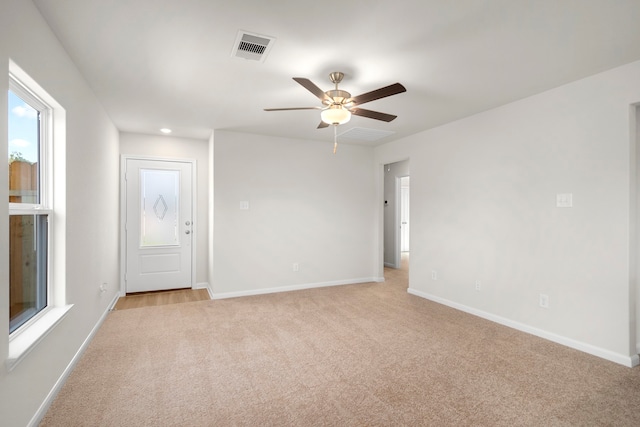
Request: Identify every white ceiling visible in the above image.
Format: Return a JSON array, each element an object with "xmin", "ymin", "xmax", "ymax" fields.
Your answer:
[{"xmin": 33, "ymin": 0, "xmax": 640, "ymax": 146}]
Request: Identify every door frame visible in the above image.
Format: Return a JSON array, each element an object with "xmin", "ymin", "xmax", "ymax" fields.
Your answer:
[
  {"xmin": 379, "ymin": 159, "xmax": 410, "ymax": 276},
  {"xmin": 400, "ymin": 176, "xmax": 410, "ymax": 253},
  {"xmin": 392, "ymin": 175, "xmax": 410, "ymax": 268},
  {"xmin": 632, "ymin": 104, "xmax": 640, "ymax": 358},
  {"xmin": 393, "ymin": 176, "xmax": 402, "ymax": 268},
  {"xmin": 119, "ymin": 155, "xmax": 197, "ymax": 296}
]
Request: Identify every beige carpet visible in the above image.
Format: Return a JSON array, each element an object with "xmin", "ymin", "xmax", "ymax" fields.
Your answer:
[{"xmin": 41, "ymin": 257, "xmax": 640, "ymax": 426}]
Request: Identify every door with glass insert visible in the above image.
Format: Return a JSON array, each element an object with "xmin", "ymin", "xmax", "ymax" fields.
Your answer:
[{"xmin": 124, "ymin": 158, "xmax": 193, "ymax": 293}]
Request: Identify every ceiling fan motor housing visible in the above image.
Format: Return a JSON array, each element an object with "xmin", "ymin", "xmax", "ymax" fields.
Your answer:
[{"xmin": 324, "ymin": 89, "xmax": 352, "ymax": 105}]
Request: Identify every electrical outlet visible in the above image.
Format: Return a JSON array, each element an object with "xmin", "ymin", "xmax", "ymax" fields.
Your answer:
[
  {"xmin": 431, "ymin": 270, "xmax": 437, "ymax": 280},
  {"xmin": 556, "ymin": 193, "xmax": 573, "ymax": 208},
  {"xmin": 292, "ymin": 263, "xmax": 299, "ymax": 272},
  {"xmin": 475, "ymin": 281, "xmax": 481, "ymax": 291},
  {"xmin": 539, "ymin": 294, "xmax": 549, "ymax": 308}
]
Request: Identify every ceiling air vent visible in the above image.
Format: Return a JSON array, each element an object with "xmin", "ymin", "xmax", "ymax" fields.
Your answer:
[{"xmin": 232, "ymin": 31, "xmax": 275, "ymax": 63}]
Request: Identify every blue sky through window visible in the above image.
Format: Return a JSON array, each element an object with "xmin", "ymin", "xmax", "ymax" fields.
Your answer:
[{"xmin": 8, "ymin": 90, "xmax": 38, "ymax": 164}]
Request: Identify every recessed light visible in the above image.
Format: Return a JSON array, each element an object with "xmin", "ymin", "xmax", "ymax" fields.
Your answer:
[{"xmin": 160, "ymin": 128, "xmax": 172, "ymax": 134}]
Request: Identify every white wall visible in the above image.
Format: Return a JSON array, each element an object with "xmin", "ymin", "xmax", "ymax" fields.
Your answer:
[
  {"xmin": 212, "ymin": 130, "xmax": 378, "ymax": 296},
  {"xmin": 375, "ymin": 60, "xmax": 640, "ymax": 366},
  {"xmin": 120, "ymin": 132, "xmax": 210, "ymax": 286},
  {"xmin": 383, "ymin": 160, "xmax": 410, "ymax": 267},
  {"xmin": 0, "ymin": 1, "xmax": 120, "ymax": 425}
]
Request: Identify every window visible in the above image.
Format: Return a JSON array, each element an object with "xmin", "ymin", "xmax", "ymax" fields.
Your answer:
[
  {"xmin": 8, "ymin": 76, "xmax": 52, "ymax": 334},
  {"xmin": 6, "ymin": 62, "xmax": 69, "ymax": 370}
]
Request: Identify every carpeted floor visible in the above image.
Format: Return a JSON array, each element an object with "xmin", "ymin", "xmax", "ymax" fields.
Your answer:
[{"xmin": 41, "ymin": 255, "xmax": 640, "ymax": 426}]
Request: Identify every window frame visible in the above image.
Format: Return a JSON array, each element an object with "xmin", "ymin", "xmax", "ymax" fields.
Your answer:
[
  {"xmin": 6, "ymin": 62, "xmax": 72, "ymax": 371},
  {"xmin": 8, "ymin": 74, "xmax": 54, "ymax": 336}
]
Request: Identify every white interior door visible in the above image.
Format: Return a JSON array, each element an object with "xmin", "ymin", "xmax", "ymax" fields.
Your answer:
[{"xmin": 124, "ymin": 158, "xmax": 193, "ymax": 293}]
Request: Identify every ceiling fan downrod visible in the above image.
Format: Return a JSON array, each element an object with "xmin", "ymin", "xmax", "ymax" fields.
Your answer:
[
  {"xmin": 329, "ymin": 71, "xmax": 344, "ymax": 87},
  {"xmin": 325, "ymin": 72, "xmax": 351, "ymax": 107}
]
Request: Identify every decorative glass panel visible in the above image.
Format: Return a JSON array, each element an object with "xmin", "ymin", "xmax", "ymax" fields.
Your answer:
[
  {"xmin": 140, "ymin": 169, "xmax": 180, "ymax": 247},
  {"xmin": 10, "ymin": 214, "xmax": 48, "ymax": 333}
]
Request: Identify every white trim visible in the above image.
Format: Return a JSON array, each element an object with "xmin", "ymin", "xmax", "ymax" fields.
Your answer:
[
  {"xmin": 394, "ymin": 176, "xmax": 401, "ymax": 269},
  {"xmin": 7, "ymin": 206, "xmax": 53, "ymax": 215},
  {"xmin": 631, "ymin": 104, "xmax": 640, "ymax": 370},
  {"xmin": 211, "ymin": 278, "xmax": 377, "ymax": 300},
  {"xmin": 27, "ymin": 293, "xmax": 119, "ymax": 427},
  {"xmin": 119, "ymin": 155, "xmax": 197, "ymax": 295},
  {"xmin": 7, "ymin": 60, "xmax": 69, "ymax": 346},
  {"xmin": 193, "ymin": 282, "xmax": 210, "ymax": 289},
  {"xmin": 119, "ymin": 156, "xmax": 127, "ymax": 296},
  {"xmin": 194, "ymin": 282, "xmax": 214, "ymax": 299},
  {"xmin": 107, "ymin": 293, "xmax": 120, "ymax": 311},
  {"xmin": 7, "ymin": 304, "xmax": 73, "ymax": 371},
  {"xmin": 9, "ymin": 68, "xmax": 54, "ymax": 210},
  {"xmin": 407, "ymin": 287, "xmax": 640, "ymax": 368}
]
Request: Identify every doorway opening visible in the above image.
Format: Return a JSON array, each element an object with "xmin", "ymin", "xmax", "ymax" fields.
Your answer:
[{"xmin": 383, "ymin": 160, "xmax": 410, "ymax": 283}]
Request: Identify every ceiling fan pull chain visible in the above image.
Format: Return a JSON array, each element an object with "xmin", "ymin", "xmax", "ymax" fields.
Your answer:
[{"xmin": 333, "ymin": 124, "xmax": 338, "ymax": 154}]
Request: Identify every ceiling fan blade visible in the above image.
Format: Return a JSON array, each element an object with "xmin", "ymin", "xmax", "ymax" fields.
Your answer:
[
  {"xmin": 317, "ymin": 121, "xmax": 330, "ymax": 129},
  {"xmin": 293, "ymin": 77, "xmax": 332, "ymax": 103},
  {"xmin": 350, "ymin": 108, "xmax": 397, "ymax": 122},
  {"xmin": 350, "ymin": 83, "xmax": 406, "ymax": 105},
  {"xmin": 264, "ymin": 107, "xmax": 322, "ymax": 111}
]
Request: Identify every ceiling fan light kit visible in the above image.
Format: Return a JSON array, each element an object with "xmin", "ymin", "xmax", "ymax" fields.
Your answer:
[
  {"xmin": 265, "ymin": 71, "xmax": 406, "ymax": 152},
  {"xmin": 321, "ymin": 105, "xmax": 351, "ymax": 125}
]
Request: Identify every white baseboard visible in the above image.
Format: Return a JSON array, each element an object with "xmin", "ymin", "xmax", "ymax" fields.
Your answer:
[
  {"xmin": 107, "ymin": 292, "xmax": 119, "ymax": 310},
  {"xmin": 211, "ymin": 277, "xmax": 377, "ymax": 300},
  {"xmin": 28, "ymin": 292, "xmax": 120, "ymax": 427},
  {"xmin": 194, "ymin": 282, "xmax": 214, "ymax": 299},
  {"xmin": 407, "ymin": 287, "xmax": 640, "ymax": 368}
]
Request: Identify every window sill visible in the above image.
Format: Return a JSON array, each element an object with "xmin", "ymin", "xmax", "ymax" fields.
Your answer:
[{"xmin": 6, "ymin": 304, "xmax": 74, "ymax": 371}]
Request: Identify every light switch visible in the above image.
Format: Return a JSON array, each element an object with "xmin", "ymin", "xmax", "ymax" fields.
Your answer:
[
  {"xmin": 240, "ymin": 201, "xmax": 249, "ymax": 210},
  {"xmin": 556, "ymin": 193, "xmax": 573, "ymax": 208}
]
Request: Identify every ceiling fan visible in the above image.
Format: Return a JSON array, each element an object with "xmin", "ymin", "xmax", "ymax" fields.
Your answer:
[{"xmin": 264, "ymin": 72, "xmax": 406, "ymax": 152}]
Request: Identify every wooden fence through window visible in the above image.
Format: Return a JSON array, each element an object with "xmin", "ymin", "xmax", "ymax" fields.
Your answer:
[{"xmin": 9, "ymin": 160, "xmax": 38, "ymax": 321}]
